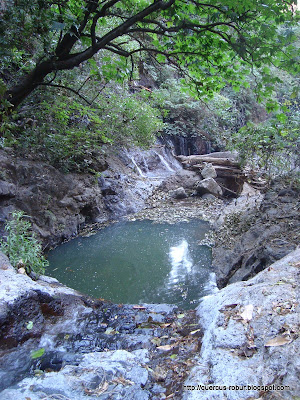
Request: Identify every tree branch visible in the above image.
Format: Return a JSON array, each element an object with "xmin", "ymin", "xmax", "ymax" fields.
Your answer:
[{"xmin": 38, "ymin": 83, "xmax": 93, "ymax": 105}]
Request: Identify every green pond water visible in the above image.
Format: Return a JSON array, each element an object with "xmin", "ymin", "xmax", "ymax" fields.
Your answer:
[{"xmin": 47, "ymin": 219, "xmax": 215, "ymax": 309}]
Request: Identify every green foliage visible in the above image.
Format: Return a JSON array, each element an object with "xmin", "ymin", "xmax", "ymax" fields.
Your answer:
[
  {"xmin": 31, "ymin": 348, "xmax": 45, "ymax": 359},
  {"xmin": 2, "ymin": 84, "xmax": 163, "ymax": 172},
  {"xmin": 1, "ymin": 0, "xmax": 299, "ymax": 111},
  {"xmin": 226, "ymin": 69, "xmax": 300, "ymax": 177},
  {"xmin": 228, "ymin": 116, "xmax": 300, "ymax": 177},
  {"xmin": 151, "ymin": 73, "xmax": 261, "ymax": 149},
  {"xmin": 0, "ymin": 211, "xmax": 48, "ymax": 275}
]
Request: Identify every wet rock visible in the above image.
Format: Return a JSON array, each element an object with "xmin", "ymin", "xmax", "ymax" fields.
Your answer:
[
  {"xmin": 170, "ymin": 187, "xmax": 188, "ymax": 199},
  {"xmin": 0, "ymin": 145, "xmax": 182, "ymax": 247},
  {"xmin": 213, "ymin": 180, "xmax": 299, "ymax": 287},
  {"xmin": 201, "ymin": 163, "xmax": 217, "ymax": 179},
  {"xmin": 183, "ymin": 249, "xmax": 300, "ymax": 400},
  {"xmin": 195, "ymin": 178, "xmax": 222, "ymax": 197}
]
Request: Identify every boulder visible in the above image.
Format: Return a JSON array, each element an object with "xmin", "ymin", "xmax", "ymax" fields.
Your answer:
[
  {"xmin": 183, "ymin": 249, "xmax": 300, "ymax": 400},
  {"xmin": 158, "ymin": 169, "xmax": 200, "ymax": 192},
  {"xmin": 201, "ymin": 163, "xmax": 217, "ymax": 179},
  {"xmin": 0, "ymin": 181, "xmax": 16, "ymax": 197},
  {"xmin": 169, "ymin": 187, "xmax": 188, "ymax": 199},
  {"xmin": 195, "ymin": 178, "xmax": 222, "ymax": 197}
]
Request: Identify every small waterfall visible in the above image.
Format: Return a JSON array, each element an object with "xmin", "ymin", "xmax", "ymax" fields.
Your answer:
[
  {"xmin": 168, "ymin": 240, "xmax": 193, "ymax": 285},
  {"xmin": 154, "ymin": 151, "xmax": 175, "ymax": 172},
  {"xmin": 179, "ymin": 136, "xmax": 187, "ymax": 155},
  {"xmin": 131, "ymin": 156, "xmax": 146, "ymax": 177}
]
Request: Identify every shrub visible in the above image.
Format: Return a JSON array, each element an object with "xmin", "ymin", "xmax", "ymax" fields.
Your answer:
[{"xmin": 0, "ymin": 211, "xmax": 48, "ymax": 275}]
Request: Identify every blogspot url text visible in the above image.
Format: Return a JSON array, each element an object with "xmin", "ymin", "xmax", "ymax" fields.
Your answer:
[{"xmin": 183, "ymin": 384, "xmax": 290, "ymax": 391}]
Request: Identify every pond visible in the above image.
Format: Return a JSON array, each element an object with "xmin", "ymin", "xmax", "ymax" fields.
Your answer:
[{"xmin": 47, "ymin": 219, "xmax": 215, "ymax": 309}]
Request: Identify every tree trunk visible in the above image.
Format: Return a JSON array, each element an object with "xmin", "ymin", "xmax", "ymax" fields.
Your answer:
[{"xmin": 4, "ymin": 60, "xmax": 54, "ymax": 110}]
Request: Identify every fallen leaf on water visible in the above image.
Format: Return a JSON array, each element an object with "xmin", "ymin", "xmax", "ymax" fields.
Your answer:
[
  {"xmin": 265, "ymin": 336, "xmax": 291, "ymax": 347},
  {"xmin": 240, "ymin": 304, "xmax": 254, "ymax": 322}
]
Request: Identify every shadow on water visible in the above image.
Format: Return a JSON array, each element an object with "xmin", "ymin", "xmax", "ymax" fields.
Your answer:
[{"xmin": 47, "ymin": 219, "xmax": 215, "ymax": 309}]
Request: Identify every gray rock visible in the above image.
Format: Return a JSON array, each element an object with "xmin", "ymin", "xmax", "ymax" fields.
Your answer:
[
  {"xmin": 201, "ymin": 193, "xmax": 216, "ymax": 202},
  {"xmin": 170, "ymin": 187, "xmax": 188, "ymax": 199},
  {"xmin": 183, "ymin": 249, "xmax": 300, "ymax": 400},
  {"xmin": 195, "ymin": 178, "xmax": 222, "ymax": 197},
  {"xmin": 0, "ymin": 181, "xmax": 16, "ymax": 197},
  {"xmin": 0, "ymin": 145, "xmax": 182, "ymax": 248},
  {"xmin": 201, "ymin": 163, "xmax": 217, "ymax": 179},
  {"xmin": 0, "ymin": 350, "xmax": 151, "ymax": 400},
  {"xmin": 158, "ymin": 169, "xmax": 200, "ymax": 192},
  {"xmin": 213, "ymin": 182, "xmax": 299, "ymax": 287}
]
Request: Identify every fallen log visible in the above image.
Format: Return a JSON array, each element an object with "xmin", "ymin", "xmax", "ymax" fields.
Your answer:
[{"xmin": 179, "ymin": 155, "xmax": 239, "ymax": 167}]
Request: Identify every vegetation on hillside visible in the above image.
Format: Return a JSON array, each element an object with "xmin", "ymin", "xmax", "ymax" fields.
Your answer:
[
  {"xmin": 0, "ymin": 0, "xmax": 299, "ymax": 174},
  {"xmin": 0, "ymin": 211, "xmax": 48, "ymax": 275}
]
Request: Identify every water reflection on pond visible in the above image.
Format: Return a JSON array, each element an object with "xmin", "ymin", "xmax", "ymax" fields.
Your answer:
[{"xmin": 47, "ymin": 219, "xmax": 215, "ymax": 309}]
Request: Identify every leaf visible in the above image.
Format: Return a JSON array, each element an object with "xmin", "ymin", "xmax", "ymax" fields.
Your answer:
[
  {"xmin": 31, "ymin": 348, "xmax": 45, "ymax": 359},
  {"xmin": 104, "ymin": 327, "xmax": 118, "ymax": 335},
  {"xmin": 190, "ymin": 329, "xmax": 202, "ymax": 335},
  {"xmin": 157, "ymin": 344, "xmax": 176, "ymax": 351},
  {"xmin": 169, "ymin": 354, "xmax": 177, "ymax": 360},
  {"xmin": 240, "ymin": 304, "xmax": 254, "ymax": 322},
  {"xmin": 177, "ymin": 313, "xmax": 185, "ymax": 319},
  {"xmin": 151, "ymin": 337, "xmax": 161, "ymax": 346},
  {"xmin": 265, "ymin": 336, "xmax": 291, "ymax": 347},
  {"xmin": 276, "ymin": 113, "xmax": 287, "ymax": 123},
  {"xmin": 26, "ymin": 321, "xmax": 33, "ymax": 330},
  {"xmin": 112, "ymin": 377, "xmax": 134, "ymax": 386}
]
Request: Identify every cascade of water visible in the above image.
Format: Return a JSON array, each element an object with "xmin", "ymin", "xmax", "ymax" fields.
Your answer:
[
  {"xmin": 130, "ymin": 156, "xmax": 146, "ymax": 177},
  {"xmin": 154, "ymin": 151, "xmax": 175, "ymax": 172},
  {"xmin": 179, "ymin": 136, "xmax": 186, "ymax": 155},
  {"xmin": 162, "ymin": 147, "xmax": 182, "ymax": 170}
]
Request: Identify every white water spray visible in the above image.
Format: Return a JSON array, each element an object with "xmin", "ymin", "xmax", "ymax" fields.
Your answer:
[
  {"xmin": 154, "ymin": 151, "xmax": 175, "ymax": 172},
  {"xmin": 168, "ymin": 240, "xmax": 193, "ymax": 285}
]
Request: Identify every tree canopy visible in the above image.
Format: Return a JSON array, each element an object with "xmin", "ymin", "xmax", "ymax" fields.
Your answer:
[{"xmin": 0, "ymin": 0, "xmax": 299, "ymax": 114}]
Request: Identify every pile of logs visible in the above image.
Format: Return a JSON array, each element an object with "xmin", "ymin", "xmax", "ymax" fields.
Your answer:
[
  {"xmin": 179, "ymin": 154, "xmax": 241, "ymax": 176},
  {"xmin": 176, "ymin": 152, "xmax": 245, "ymax": 196},
  {"xmin": 176, "ymin": 152, "xmax": 267, "ymax": 196}
]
